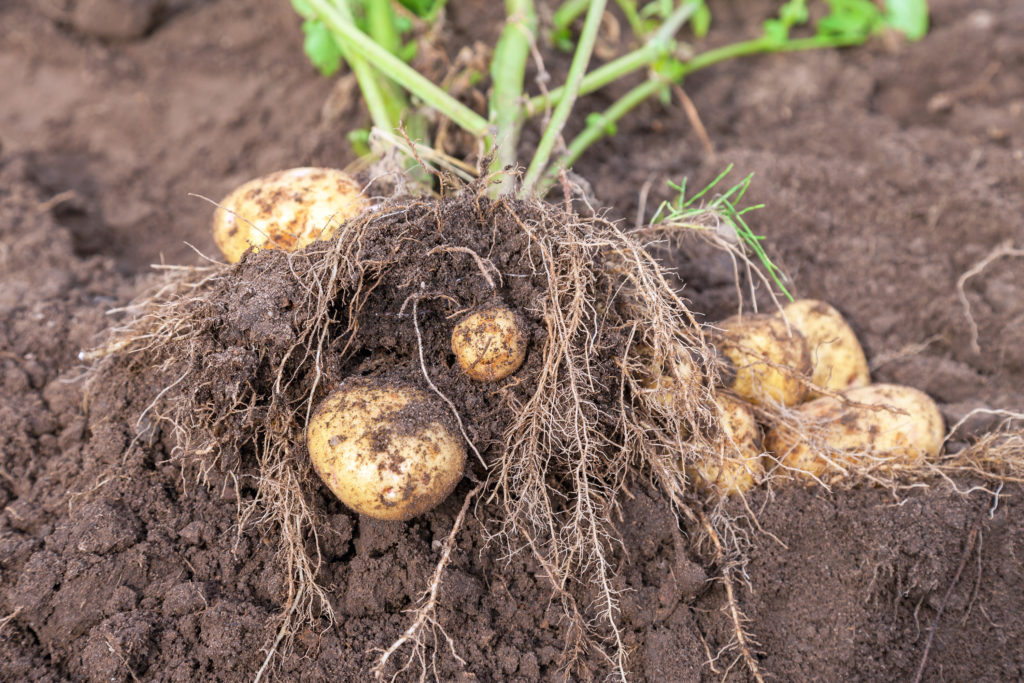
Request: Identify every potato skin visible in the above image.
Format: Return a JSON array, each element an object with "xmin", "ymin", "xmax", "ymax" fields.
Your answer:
[
  {"xmin": 212, "ymin": 167, "xmax": 368, "ymax": 263},
  {"xmin": 779, "ymin": 299, "xmax": 869, "ymax": 397},
  {"xmin": 689, "ymin": 394, "xmax": 764, "ymax": 495},
  {"xmin": 637, "ymin": 344, "xmax": 702, "ymax": 414},
  {"xmin": 765, "ymin": 383, "xmax": 945, "ymax": 480},
  {"xmin": 717, "ymin": 314, "xmax": 811, "ymax": 407},
  {"xmin": 307, "ymin": 380, "xmax": 465, "ymax": 521},
  {"xmin": 451, "ymin": 306, "xmax": 527, "ymax": 382}
]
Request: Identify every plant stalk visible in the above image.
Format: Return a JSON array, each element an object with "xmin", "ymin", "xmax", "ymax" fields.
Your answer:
[
  {"xmin": 525, "ymin": 0, "xmax": 698, "ymax": 115},
  {"xmin": 306, "ymin": 0, "xmax": 490, "ymax": 137},
  {"xmin": 364, "ymin": 0, "xmax": 410, "ymax": 127},
  {"xmin": 536, "ymin": 30, "xmax": 873, "ymax": 193},
  {"xmin": 538, "ymin": 77, "xmax": 662, "ymax": 195},
  {"xmin": 520, "ymin": 0, "xmax": 608, "ymax": 196},
  {"xmin": 489, "ymin": 0, "xmax": 537, "ymax": 187}
]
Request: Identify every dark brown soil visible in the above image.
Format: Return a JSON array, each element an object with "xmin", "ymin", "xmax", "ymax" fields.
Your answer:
[{"xmin": 2, "ymin": 0, "xmax": 1023, "ymax": 681}]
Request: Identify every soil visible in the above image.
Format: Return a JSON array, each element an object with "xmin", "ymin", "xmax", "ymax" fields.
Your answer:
[{"xmin": 2, "ymin": 0, "xmax": 1023, "ymax": 681}]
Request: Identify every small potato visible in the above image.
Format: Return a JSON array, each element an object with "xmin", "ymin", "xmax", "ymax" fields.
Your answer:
[
  {"xmin": 765, "ymin": 383, "xmax": 945, "ymax": 480},
  {"xmin": 307, "ymin": 379, "xmax": 465, "ymax": 521},
  {"xmin": 212, "ymin": 167, "xmax": 369, "ymax": 263},
  {"xmin": 716, "ymin": 314, "xmax": 811, "ymax": 407},
  {"xmin": 636, "ymin": 343, "xmax": 702, "ymax": 414},
  {"xmin": 778, "ymin": 299, "xmax": 869, "ymax": 397},
  {"xmin": 689, "ymin": 394, "xmax": 764, "ymax": 496},
  {"xmin": 451, "ymin": 306, "xmax": 527, "ymax": 382}
]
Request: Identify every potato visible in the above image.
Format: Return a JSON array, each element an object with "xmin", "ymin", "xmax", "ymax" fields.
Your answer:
[
  {"xmin": 636, "ymin": 343, "xmax": 702, "ymax": 414},
  {"xmin": 451, "ymin": 306, "xmax": 527, "ymax": 382},
  {"xmin": 212, "ymin": 167, "xmax": 369, "ymax": 263},
  {"xmin": 765, "ymin": 383, "xmax": 945, "ymax": 480},
  {"xmin": 716, "ymin": 314, "xmax": 811, "ymax": 407},
  {"xmin": 307, "ymin": 379, "xmax": 465, "ymax": 521},
  {"xmin": 689, "ymin": 394, "xmax": 764, "ymax": 495},
  {"xmin": 778, "ymin": 299, "xmax": 869, "ymax": 397}
]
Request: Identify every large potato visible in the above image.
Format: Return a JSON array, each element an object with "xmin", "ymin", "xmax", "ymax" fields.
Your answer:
[
  {"xmin": 689, "ymin": 394, "xmax": 763, "ymax": 496},
  {"xmin": 765, "ymin": 383, "xmax": 945, "ymax": 480},
  {"xmin": 307, "ymin": 379, "xmax": 465, "ymax": 521},
  {"xmin": 716, "ymin": 314, "xmax": 811, "ymax": 407},
  {"xmin": 451, "ymin": 306, "xmax": 527, "ymax": 382},
  {"xmin": 212, "ymin": 167, "xmax": 369, "ymax": 263},
  {"xmin": 778, "ymin": 299, "xmax": 869, "ymax": 397}
]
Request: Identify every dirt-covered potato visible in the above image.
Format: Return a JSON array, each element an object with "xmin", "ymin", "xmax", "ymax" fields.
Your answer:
[
  {"xmin": 716, "ymin": 314, "xmax": 811, "ymax": 407},
  {"xmin": 212, "ymin": 167, "xmax": 368, "ymax": 263},
  {"xmin": 307, "ymin": 379, "xmax": 465, "ymax": 521},
  {"xmin": 765, "ymin": 383, "xmax": 945, "ymax": 480},
  {"xmin": 778, "ymin": 299, "xmax": 869, "ymax": 397},
  {"xmin": 689, "ymin": 394, "xmax": 764, "ymax": 495},
  {"xmin": 637, "ymin": 343, "xmax": 702, "ymax": 413},
  {"xmin": 451, "ymin": 306, "xmax": 527, "ymax": 382}
]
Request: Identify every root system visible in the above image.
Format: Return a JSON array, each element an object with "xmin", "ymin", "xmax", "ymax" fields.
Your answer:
[{"xmin": 82, "ymin": 173, "xmax": 1024, "ymax": 681}]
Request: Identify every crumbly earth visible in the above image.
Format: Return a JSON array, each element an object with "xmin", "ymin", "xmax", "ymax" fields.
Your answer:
[{"xmin": 2, "ymin": 0, "xmax": 1023, "ymax": 681}]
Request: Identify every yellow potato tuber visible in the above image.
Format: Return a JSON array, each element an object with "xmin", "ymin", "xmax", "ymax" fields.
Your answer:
[
  {"xmin": 778, "ymin": 299, "xmax": 869, "ymax": 397},
  {"xmin": 451, "ymin": 306, "xmax": 527, "ymax": 382},
  {"xmin": 636, "ymin": 343, "xmax": 702, "ymax": 414},
  {"xmin": 212, "ymin": 167, "xmax": 369, "ymax": 263},
  {"xmin": 689, "ymin": 394, "xmax": 764, "ymax": 496},
  {"xmin": 716, "ymin": 314, "xmax": 811, "ymax": 407},
  {"xmin": 307, "ymin": 379, "xmax": 466, "ymax": 521},
  {"xmin": 765, "ymin": 383, "xmax": 945, "ymax": 480}
]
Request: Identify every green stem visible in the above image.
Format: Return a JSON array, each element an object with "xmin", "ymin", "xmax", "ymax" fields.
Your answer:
[
  {"xmin": 551, "ymin": 0, "xmax": 589, "ymax": 34},
  {"xmin": 612, "ymin": 0, "xmax": 645, "ymax": 37},
  {"xmin": 306, "ymin": 0, "xmax": 490, "ymax": 137},
  {"xmin": 489, "ymin": 0, "xmax": 537, "ymax": 185},
  {"xmin": 364, "ymin": 0, "xmax": 409, "ymax": 127},
  {"xmin": 536, "ymin": 32, "xmax": 871, "ymax": 194},
  {"xmin": 525, "ymin": 1, "xmax": 698, "ymax": 115},
  {"xmin": 676, "ymin": 33, "xmax": 867, "ymax": 78},
  {"xmin": 326, "ymin": 1, "xmax": 394, "ymax": 132},
  {"xmin": 538, "ymin": 77, "xmax": 662, "ymax": 195},
  {"xmin": 520, "ymin": 0, "xmax": 607, "ymax": 196}
]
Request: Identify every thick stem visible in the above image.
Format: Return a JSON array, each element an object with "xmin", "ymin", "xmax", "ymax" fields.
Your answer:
[
  {"xmin": 319, "ymin": 0, "xmax": 394, "ymax": 132},
  {"xmin": 489, "ymin": 0, "xmax": 537, "ymax": 186},
  {"xmin": 520, "ymin": 0, "xmax": 608, "ymax": 197},
  {"xmin": 306, "ymin": 0, "xmax": 490, "ymax": 137},
  {"xmin": 364, "ymin": 0, "xmax": 410, "ymax": 127}
]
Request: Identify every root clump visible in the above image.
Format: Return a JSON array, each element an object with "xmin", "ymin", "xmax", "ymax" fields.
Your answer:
[{"xmin": 82, "ymin": 174, "xmax": 1024, "ymax": 680}]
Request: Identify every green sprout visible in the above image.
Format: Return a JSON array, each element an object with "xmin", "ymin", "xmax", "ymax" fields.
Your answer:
[{"xmin": 651, "ymin": 165, "xmax": 793, "ymax": 301}]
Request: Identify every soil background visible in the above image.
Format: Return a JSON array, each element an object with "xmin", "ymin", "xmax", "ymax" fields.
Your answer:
[{"xmin": 2, "ymin": 0, "xmax": 1023, "ymax": 681}]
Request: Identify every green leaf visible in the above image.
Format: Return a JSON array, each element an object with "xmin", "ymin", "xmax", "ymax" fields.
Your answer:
[
  {"xmin": 302, "ymin": 19, "xmax": 344, "ymax": 76},
  {"xmin": 884, "ymin": 0, "xmax": 929, "ymax": 40},
  {"xmin": 394, "ymin": 15, "xmax": 413, "ymax": 33},
  {"xmin": 778, "ymin": 0, "xmax": 808, "ymax": 28},
  {"xmin": 347, "ymin": 128, "xmax": 372, "ymax": 156},
  {"xmin": 692, "ymin": 3, "xmax": 711, "ymax": 38},
  {"xmin": 762, "ymin": 18, "xmax": 788, "ymax": 44},
  {"xmin": 397, "ymin": 0, "xmax": 441, "ymax": 18},
  {"xmin": 762, "ymin": 0, "xmax": 808, "ymax": 44},
  {"xmin": 399, "ymin": 41, "xmax": 418, "ymax": 62},
  {"xmin": 290, "ymin": 0, "xmax": 314, "ymax": 19},
  {"xmin": 817, "ymin": 0, "xmax": 883, "ymax": 40}
]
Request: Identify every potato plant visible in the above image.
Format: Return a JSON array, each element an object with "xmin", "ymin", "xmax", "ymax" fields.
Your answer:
[{"xmin": 84, "ymin": 2, "xmax": 951, "ymax": 682}]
